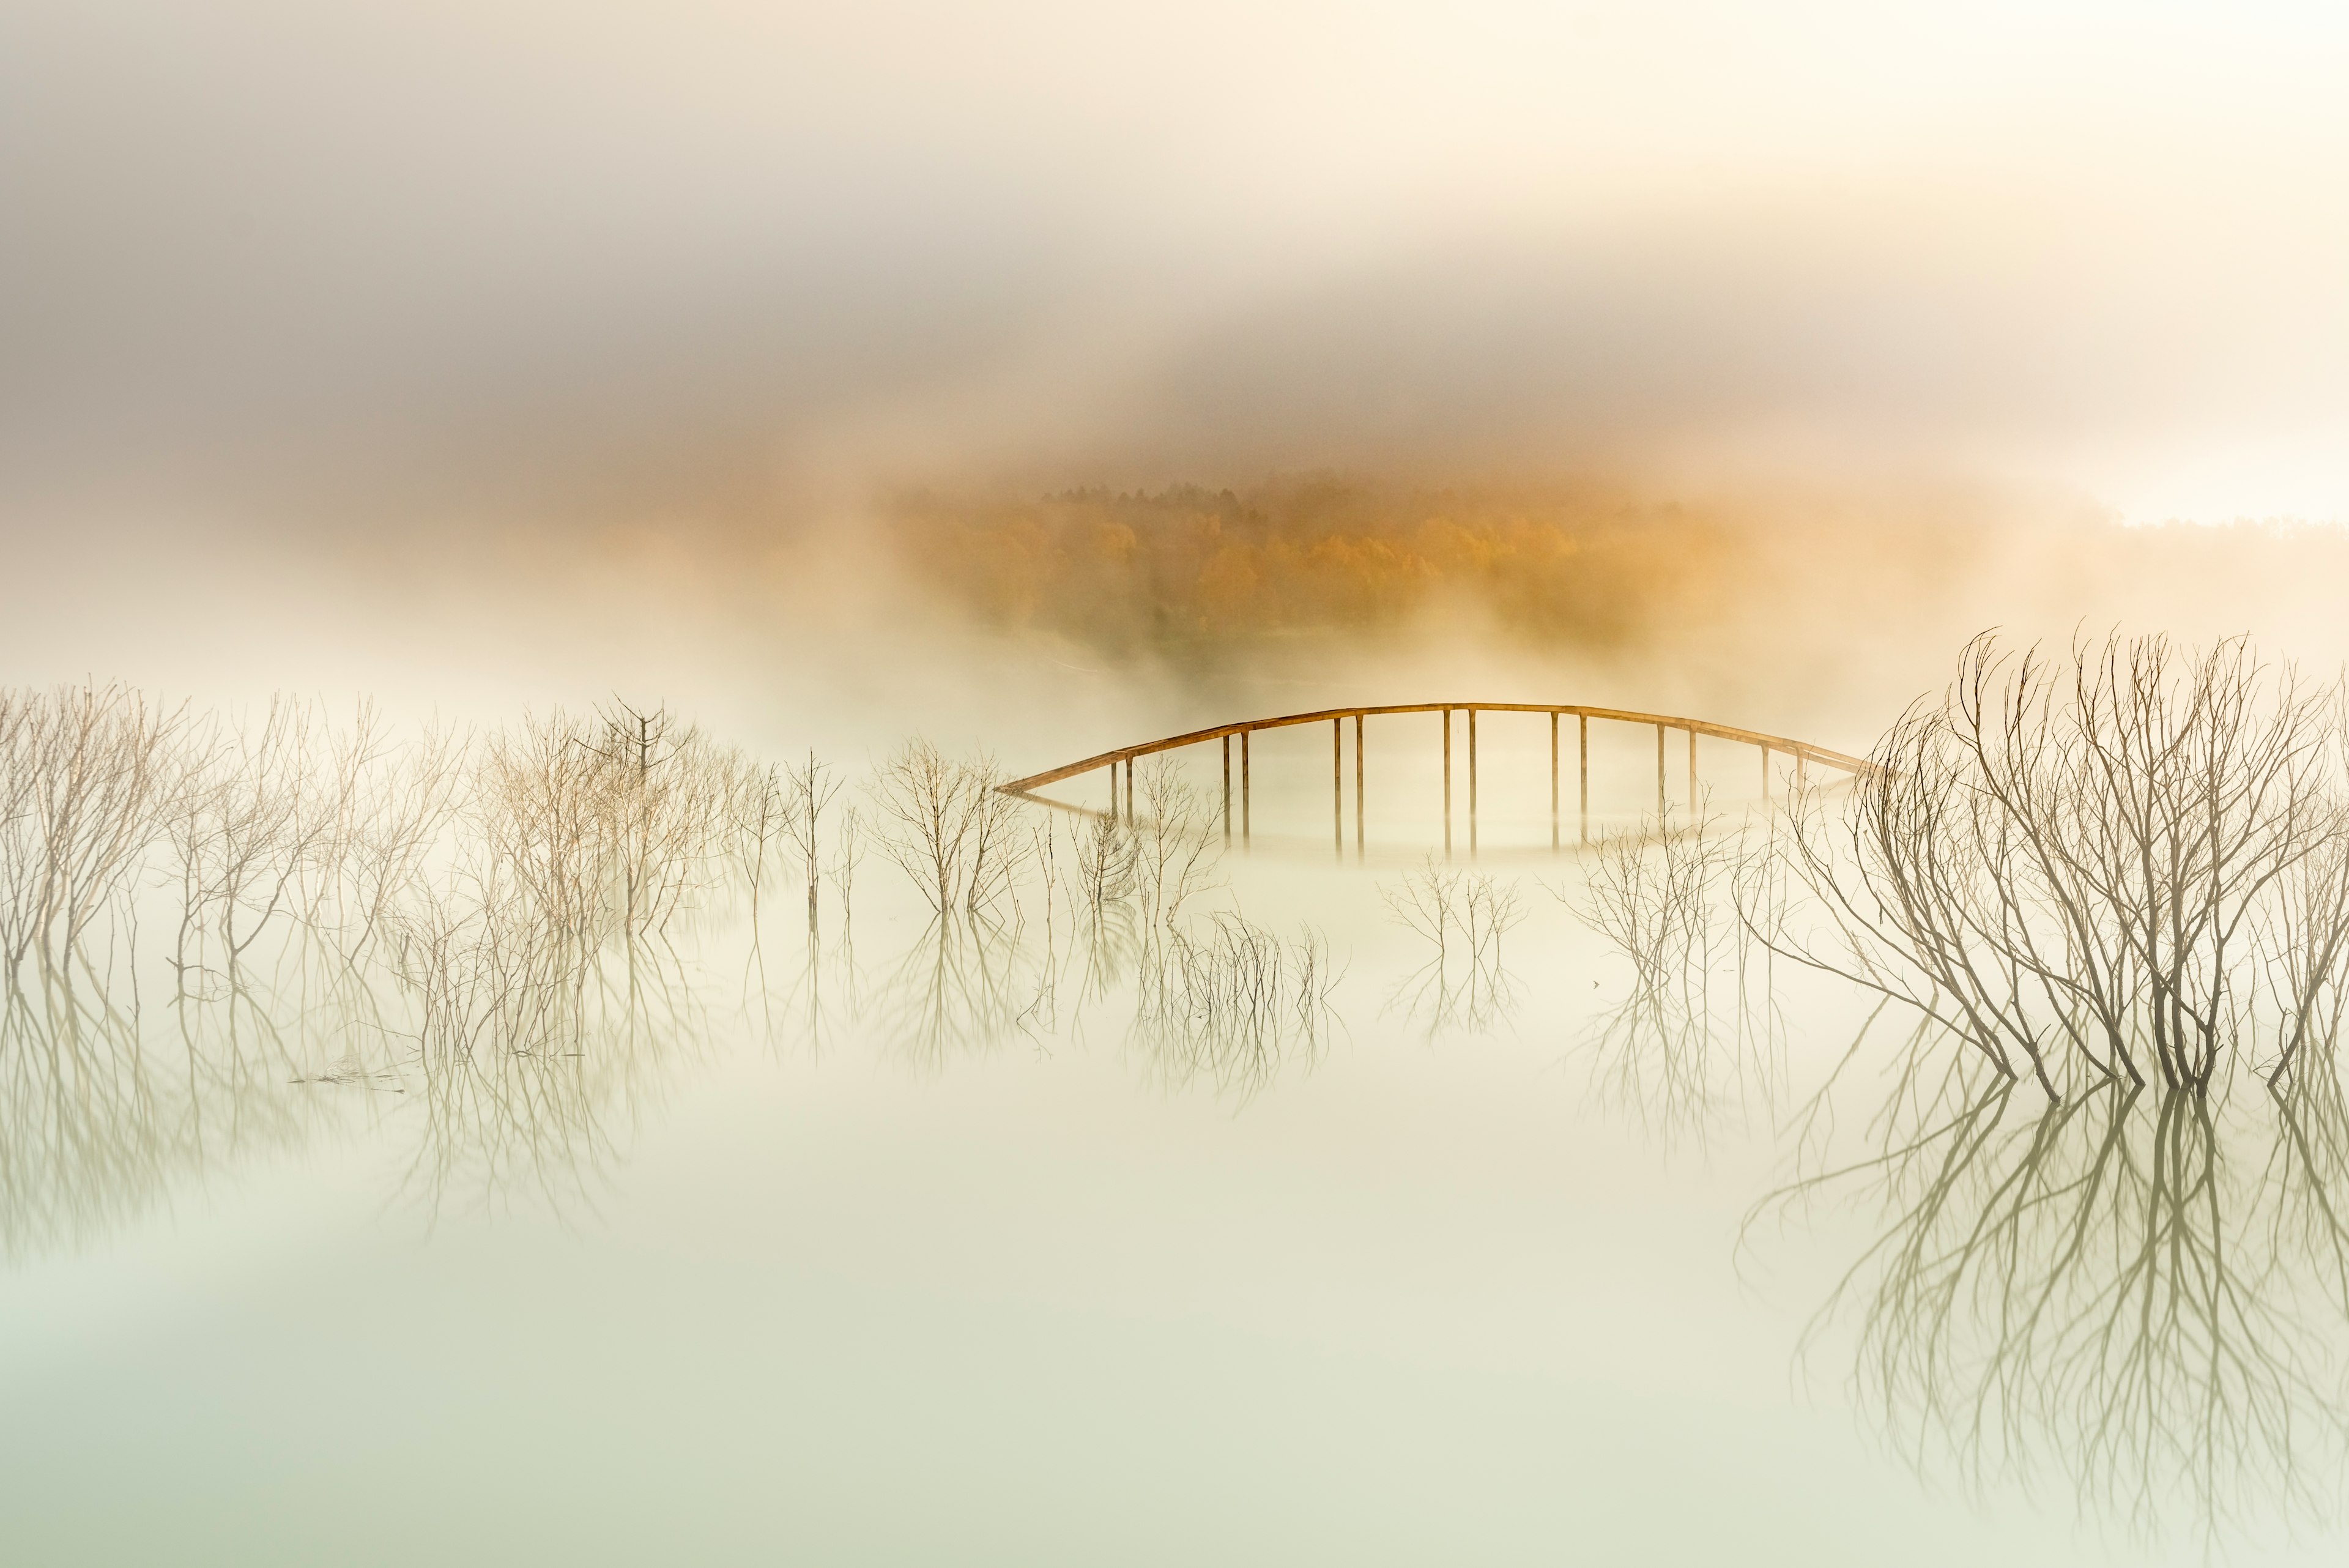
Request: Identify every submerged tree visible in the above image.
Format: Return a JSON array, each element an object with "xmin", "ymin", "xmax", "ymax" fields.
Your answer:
[
  {"xmin": 0, "ymin": 683, "xmax": 195, "ymax": 979},
  {"xmin": 866, "ymin": 740, "xmax": 1029, "ymax": 920},
  {"xmin": 1750, "ymin": 633, "xmax": 2349, "ymax": 1098}
]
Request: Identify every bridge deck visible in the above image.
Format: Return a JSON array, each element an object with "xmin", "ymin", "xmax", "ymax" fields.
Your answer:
[{"xmin": 1000, "ymin": 702, "xmax": 1870, "ymax": 798}]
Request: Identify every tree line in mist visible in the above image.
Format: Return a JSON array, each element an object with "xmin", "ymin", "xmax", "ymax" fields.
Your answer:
[
  {"xmin": 888, "ymin": 477, "xmax": 1732, "ymax": 657},
  {"xmin": 885, "ymin": 477, "xmax": 2349, "ymax": 684}
]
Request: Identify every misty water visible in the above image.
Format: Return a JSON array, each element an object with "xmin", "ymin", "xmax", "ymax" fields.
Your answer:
[{"xmin": 9, "ymin": 617, "xmax": 2349, "ymax": 1568}]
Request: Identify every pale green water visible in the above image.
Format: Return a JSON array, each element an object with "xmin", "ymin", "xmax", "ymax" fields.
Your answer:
[{"xmin": 2, "ymin": 664, "xmax": 2345, "ymax": 1566}]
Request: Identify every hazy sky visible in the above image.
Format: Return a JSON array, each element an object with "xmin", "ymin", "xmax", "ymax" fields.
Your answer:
[{"xmin": 7, "ymin": 1, "xmax": 2349, "ymax": 530}]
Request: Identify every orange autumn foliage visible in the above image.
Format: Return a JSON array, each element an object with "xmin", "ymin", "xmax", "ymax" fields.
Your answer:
[{"xmin": 885, "ymin": 477, "xmax": 1739, "ymax": 659}]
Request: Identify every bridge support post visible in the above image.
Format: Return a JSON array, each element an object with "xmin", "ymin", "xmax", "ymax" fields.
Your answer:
[
  {"xmin": 1442, "ymin": 708, "xmax": 1453, "ymax": 858},
  {"xmin": 1550, "ymin": 712, "xmax": 1559, "ymax": 851},
  {"xmin": 1124, "ymin": 755, "xmax": 1134, "ymax": 821},
  {"xmin": 1578, "ymin": 715, "xmax": 1589, "ymax": 844},
  {"xmin": 1656, "ymin": 724, "xmax": 1666, "ymax": 819},
  {"xmin": 1242, "ymin": 730, "xmax": 1251, "ymax": 842},
  {"xmin": 1468, "ymin": 707, "xmax": 1478, "ymax": 857},
  {"xmin": 1333, "ymin": 718, "xmax": 1343, "ymax": 858},
  {"xmin": 1222, "ymin": 735, "xmax": 1231, "ymax": 841},
  {"xmin": 1759, "ymin": 743, "xmax": 1770, "ymax": 823},
  {"xmin": 1354, "ymin": 713, "xmax": 1365, "ymax": 857},
  {"xmin": 1689, "ymin": 727, "xmax": 1698, "ymax": 815},
  {"xmin": 1108, "ymin": 760, "xmax": 1117, "ymax": 823}
]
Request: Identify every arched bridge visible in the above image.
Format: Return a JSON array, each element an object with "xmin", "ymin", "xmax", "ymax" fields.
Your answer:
[{"xmin": 1001, "ymin": 702, "xmax": 1871, "ymax": 851}]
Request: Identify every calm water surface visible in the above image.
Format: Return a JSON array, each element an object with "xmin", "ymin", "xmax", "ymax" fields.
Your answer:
[{"xmin": 2, "ymin": 667, "xmax": 2342, "ymax": 1567}]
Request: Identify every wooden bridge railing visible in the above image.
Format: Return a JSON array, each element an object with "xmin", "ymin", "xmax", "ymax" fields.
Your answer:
[{"xmin": 1000, "ymin": 702, "xmax": 1871, "ymax": 851}]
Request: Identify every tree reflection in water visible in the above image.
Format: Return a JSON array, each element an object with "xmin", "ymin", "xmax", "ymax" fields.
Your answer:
[
  {"xmin": 396, "ymin": 938, "xmax": 718, "ymax": 1224},
  {"xmin": 1, "ymin": 959, "xmax": 310, "ymax": 1261},
  {"xmin": 1130, "ymin": 913, "xmax": 1337, "ymax": 1104},
  {"xmin": 1564, "ymin": 811, "xmax": 1783, "ymax": 1143},
  {"xmin": 1382, "ymin": 858, "xmax": 1523, "ymax": 1041},
  {"xmin": 872, "ymin": 911, "xmax": 1046, "ymax": 1071},
  {"xmin": 0, "ymin": 932, "xmax": 722, "ymax": 1254},
  {"xmin": 1759, "ymin": 1027, "xmax": 2349, "ymax": 1549},
  {"xmin": 859, "ymin": 770, "xmax": 1337, "ymax": 1105}
]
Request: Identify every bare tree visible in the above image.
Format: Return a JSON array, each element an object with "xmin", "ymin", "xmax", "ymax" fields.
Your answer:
[
  {"xmin": 1748, "ymin": 633, "xmax": 2349, "ymax": 1099},
  {"xmin": 730, "ymin": 761, "xmax": 790, "ymax": 931},
  {"xmin": 477, "ymin": 705, "xmax": 746, "ymax": 950},
  {"xmin": 867, "ymin": 740, "xmax": 970, "ymax": 916},
  {"xmin": 580, "ymin": 698, "xmax": 694, "ymax": 781},
  {"xmin": 0, "ymin": 684, "xmax": 195, "ymax": 979},
  {"xmin": 1067, "ymin": 808, "xmax": 1139, "ymax": 919},
  {"xmin": 779, "ymin": 750, "xmax": 842, "ymax": 932},
  {"xmin": 866, "ymin": 740, "xmax": 1032, "ymax": 919},
  {"xmin": 959, "ymin": 753, "xmax": 1030, "ymax": 918},
  {"xmin": 1130, "ymin": 756, "xmax": 1221, "ymax": 937}
]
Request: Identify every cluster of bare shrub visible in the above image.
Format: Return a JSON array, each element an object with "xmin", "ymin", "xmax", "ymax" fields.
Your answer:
[
  {"xmin": 0, "ymin": 687, "xmax": 870, "ymax": 1038},
  {"xmin": 1531, "ymin": 629, "xmax": 2349, "ymax": 1544},
  {"xmin": 2, "ymin": 684, "xmax": 193, "ymax": 979},
  {"xmin": 1708, "ymin": 631, "xmax": 2349, "ymax": 1546},
  {"xmin": 1752, "ymin": 633, "xmax": 2349, "ymax": 1100},
  {"xmin": 0, "ymin": 683, "xmax": 1360, "ymax": 1235},
  {"xmin": 0, "ymin": 686, "xmax": 891, "ymax": 1247},
  {"xmin": 391, "ymin": 703, "xmax": 751, "ymax": 1057}
]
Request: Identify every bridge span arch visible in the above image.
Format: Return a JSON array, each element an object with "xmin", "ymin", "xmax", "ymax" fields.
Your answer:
[{"xmin": 1001, "ymin": 702, "xmax": 1870, "ymax": 852}]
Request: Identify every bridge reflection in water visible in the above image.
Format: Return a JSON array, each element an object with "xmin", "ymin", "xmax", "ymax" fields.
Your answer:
[{"xmin": 1000, "ymin": 703, "xmax": 1871, "ymax": 855}]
